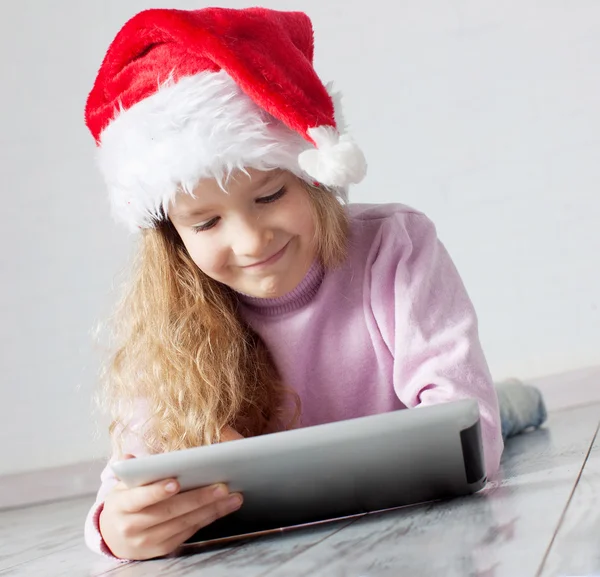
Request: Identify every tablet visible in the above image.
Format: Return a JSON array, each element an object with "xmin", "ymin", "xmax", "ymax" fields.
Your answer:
[{"xmin": 112, "ymin": 399, "xmax": 486, "ymax": 544}]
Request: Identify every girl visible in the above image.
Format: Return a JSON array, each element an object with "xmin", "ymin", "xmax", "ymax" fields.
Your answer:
[{"xmin": 83, "ymin": 6, "xmax": 543, "ymax": 562}]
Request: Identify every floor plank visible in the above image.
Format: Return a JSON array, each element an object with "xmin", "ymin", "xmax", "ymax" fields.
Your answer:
[
  {"xmin": 0, "ymin": 515, "xmax": 357, "ymax": 576},
  {"xmin": 255, "ymin": 404, "xmax": 600, "ymax": 577},
  {"xmin": 0, "ymin": 497, "xmax": 91, "ymax": 572},
  {"xmin": 98, "ymin": 519, "xmax": 356, "ymax": 577},
  {"xmin": 0, "ymin": 496, "xmax": 124, "ymax": 577},
  {"xmin": 0, "ymin": 543, "xmax": 119, "ymax": 577},
  {"xmin": 540, "ymin": 420, "xmax": 600, "ymax": 577}
]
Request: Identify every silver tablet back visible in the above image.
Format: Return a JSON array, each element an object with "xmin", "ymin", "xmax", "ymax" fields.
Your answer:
[{"xmin": 112, "ymin": 399, "xmax": 486, "ymax": 543}]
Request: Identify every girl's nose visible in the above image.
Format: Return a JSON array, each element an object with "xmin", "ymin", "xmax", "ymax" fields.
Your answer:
[{"xmin": 231, "ymin": 216, "xmax": 274, "ymax": 258}]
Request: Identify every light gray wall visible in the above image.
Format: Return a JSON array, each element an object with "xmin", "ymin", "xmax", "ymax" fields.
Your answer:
[{"xmin": 1, "ymin": 0, "xmax": 599, "ymax": 475}]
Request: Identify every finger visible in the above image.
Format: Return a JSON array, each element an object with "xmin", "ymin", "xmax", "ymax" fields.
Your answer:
[
  {"xmin": 140, "ymin": 483, "xmax": 231, "ymax": 527},
  {"xmin": 118, "ymin": 478, "xmax": 182, "ymax": 514},
  {"xmin": 221, "ymin": 426, "xmax": 244, "ymax": 442},
  {"xmin": 150, "ymin": 493, "xmax": 244, "ymax": 553}
]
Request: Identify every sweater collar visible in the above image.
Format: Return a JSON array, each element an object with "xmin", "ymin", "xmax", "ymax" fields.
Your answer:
[{"xmin": 236, "ymin": 260, "xmax": 324, "ymax": 316}]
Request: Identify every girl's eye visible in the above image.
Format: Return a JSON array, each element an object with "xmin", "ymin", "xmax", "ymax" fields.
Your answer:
[
  {"xmin": 256, "ymin": 187, "xmax": 287, "ymax": 204},
  {"xmin": 192, "ymin": 217, "xmax": 219, "ymax": 233},
  {"xmin": 190, "ymin": 187, "xmax": 286, "ymax": 233}
]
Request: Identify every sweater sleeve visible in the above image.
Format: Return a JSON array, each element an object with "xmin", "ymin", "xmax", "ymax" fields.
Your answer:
[
  {"xmin": 84, "ymin": 413, "xmax": 151, "ymax": 560},
  {"xmin": 369, "ymin": 209, "xmax": 503, "ymax": 477}
]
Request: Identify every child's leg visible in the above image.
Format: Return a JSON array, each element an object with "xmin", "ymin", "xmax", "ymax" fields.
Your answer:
[{"xmin": 495, "ymin": 379, "xmax": 547, "ymax": 440}]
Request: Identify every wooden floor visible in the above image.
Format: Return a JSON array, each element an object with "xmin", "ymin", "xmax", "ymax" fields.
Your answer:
[{"xmin": 0, "ymin": 403, "xmax": 598, "ymax": 577}]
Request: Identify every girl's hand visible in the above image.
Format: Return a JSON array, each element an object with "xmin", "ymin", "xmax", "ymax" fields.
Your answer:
[{"xmin": 100, "ymin": 428, "xmax": 244, "ymax": 560}]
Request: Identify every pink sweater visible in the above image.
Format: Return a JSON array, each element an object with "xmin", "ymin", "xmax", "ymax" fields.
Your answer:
[{"xmin": 85, "ymin": 203, "xmax": 503, "ymax": 557}]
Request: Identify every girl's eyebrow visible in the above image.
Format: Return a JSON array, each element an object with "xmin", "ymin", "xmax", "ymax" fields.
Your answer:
[
  {"xmin": 170, "ymin": 206, "xmax": 216, "ymax": 222},
  {"xmin": 171, "ymin": 172, "xmax": 283, "ymax": 222},
  {"xmin": 247, "ymin": 169, "xmax": 281, "ymax": 191}
]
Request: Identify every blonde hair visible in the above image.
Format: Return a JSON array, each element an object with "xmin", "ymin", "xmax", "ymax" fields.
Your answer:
[{"xmin": 99, "ymin": 180, "xmax": 349, "ymax": 455}]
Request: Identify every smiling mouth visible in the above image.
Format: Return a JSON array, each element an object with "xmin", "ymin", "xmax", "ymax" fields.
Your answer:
[{"xmin": 242, "ymin": 241, "xmax": 290, "ymax": 269}]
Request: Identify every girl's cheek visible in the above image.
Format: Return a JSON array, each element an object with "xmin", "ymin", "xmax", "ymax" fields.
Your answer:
[{"xmin": 194, "ymin": 246, "xmax": 228, "ymax": 276}]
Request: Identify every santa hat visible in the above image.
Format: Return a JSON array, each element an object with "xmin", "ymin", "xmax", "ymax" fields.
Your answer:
[{"xmin": 85, "ymin": 7, "xmax": 367, "ymax": 231}]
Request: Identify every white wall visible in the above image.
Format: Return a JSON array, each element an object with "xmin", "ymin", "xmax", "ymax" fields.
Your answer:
[{"xmin": 1, "ymin": 0, "xmax": 598, "ymax": 476}]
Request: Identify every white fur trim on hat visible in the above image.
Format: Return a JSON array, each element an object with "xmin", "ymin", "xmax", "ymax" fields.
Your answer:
[{"xmin": 97, "ymin": 71, "xmax": 362, "ymax": 231}]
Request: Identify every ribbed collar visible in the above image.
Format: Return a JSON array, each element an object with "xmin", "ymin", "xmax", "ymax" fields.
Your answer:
[{"xmin": 236, "ymin": 260, "xmax": 325, "ymax": 316}]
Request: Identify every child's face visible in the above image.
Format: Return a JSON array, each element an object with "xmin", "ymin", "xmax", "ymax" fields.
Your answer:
[{"xmin": 169, "ymin": 169, "xmax": 317, "ymax": 298}]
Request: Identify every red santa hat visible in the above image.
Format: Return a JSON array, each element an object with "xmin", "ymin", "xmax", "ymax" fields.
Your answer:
[{"xmin": 85, "ymin": 7, "xmax": 367, "ymax": 231}]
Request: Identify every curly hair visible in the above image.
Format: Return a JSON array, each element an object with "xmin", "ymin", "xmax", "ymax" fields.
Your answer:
[{"xmin": 97, "ymin": 179, "xmax": 349, "ymax": 455}]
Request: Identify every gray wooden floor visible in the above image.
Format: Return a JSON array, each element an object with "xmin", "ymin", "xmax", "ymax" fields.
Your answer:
[{"xmin": 1, "ymin": 403, "xmax": 598, "ymax": 577}]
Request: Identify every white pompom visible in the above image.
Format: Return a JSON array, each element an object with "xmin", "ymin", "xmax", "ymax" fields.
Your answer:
[{"xmin": 298, "ymin": 126, "xmax": 367, "ymax": 188}]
